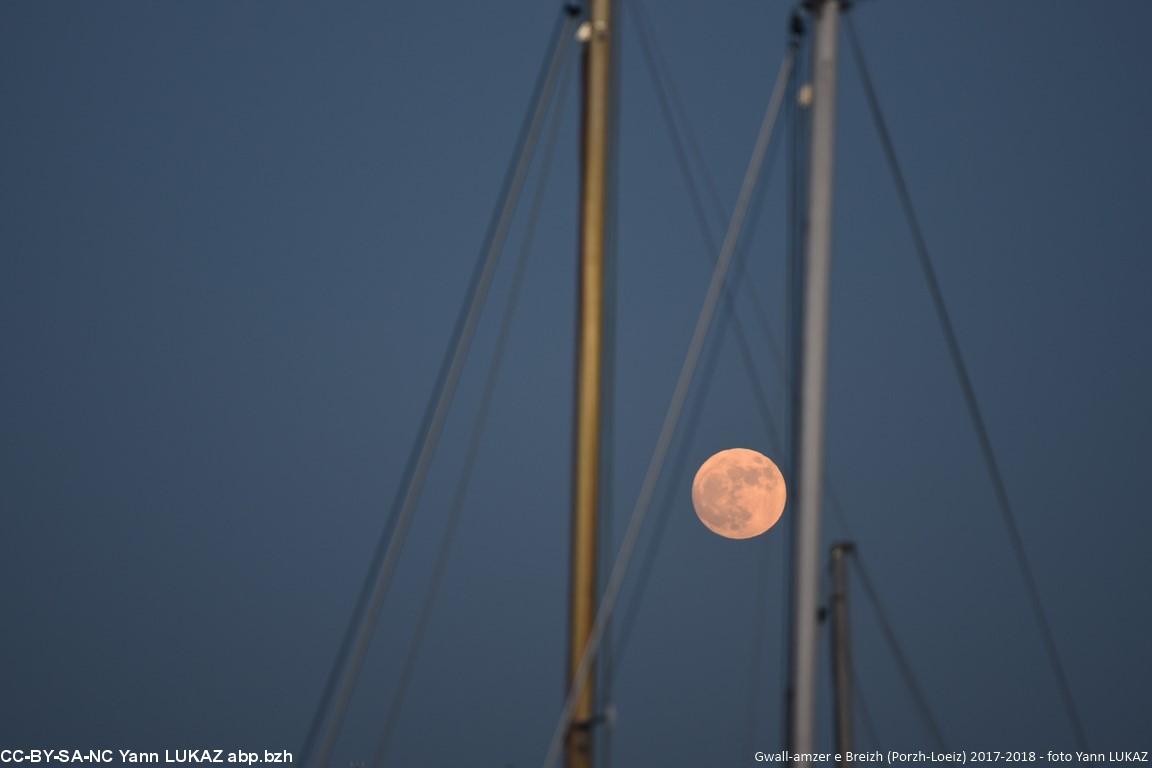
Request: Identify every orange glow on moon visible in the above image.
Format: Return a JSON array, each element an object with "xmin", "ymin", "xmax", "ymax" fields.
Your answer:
[{"xmin": 691, "ymin": 448, "xmax": 786, "ymax": 539}]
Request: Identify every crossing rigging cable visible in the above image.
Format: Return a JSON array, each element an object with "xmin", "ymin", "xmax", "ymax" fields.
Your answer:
[
  {"xmin": 299, "ymin": 8, "xmax": 582, "ymax": 766},
  {"xmin": 622, "ymin": 11, "xmax": 821, "ymax": 760},
  {"xmin": 541, "ymin": 45, "xmax": 796, "ymax": 768},
  {"xmin": 628, "ymin": 0, "xmax": 790, "ymax": 392},
  {"xmin": 823, "ymin": 489, "xmax": 947, "ymax": 749},
  {"xmin": 781, "ymin": 11, "xmax": 810, "ymax": 745},
  {"xmin": 369, "ymin": 46, "xmax": 577, "ymax": 768},
  {"xmin": 612, "ymin": 10, "xmax": 951, "ymax": 759},
  {"xmin": 843, "ymin": 11, "xmax": 1088, "ymax": 750},
  {"xmin": 852, "ymin": 661, "xmax": 883, "ymax": 752},
  {"xmin": 609, "ymin": 3, "xmax": 792, "ymax": 673},
  {"xmin": 851, "ymin": 550, "xmax": 947, "ymax": 749}
]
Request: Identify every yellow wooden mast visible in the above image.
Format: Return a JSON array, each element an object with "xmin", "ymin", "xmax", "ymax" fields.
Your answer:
[{"xmin": 567, "ymin": 1, "xmax": 614, "ymax": 766}]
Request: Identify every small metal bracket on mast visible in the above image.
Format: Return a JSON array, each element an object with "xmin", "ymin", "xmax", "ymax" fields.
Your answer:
[{"xmin": 790, "ymin": 8, "xmax": 806, "ymax": 41}]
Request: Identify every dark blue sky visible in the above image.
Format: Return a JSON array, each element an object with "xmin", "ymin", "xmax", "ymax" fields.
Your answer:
[{"xmin": 2, "ymin": 1, "xmax": 1150, "ymax": 765}]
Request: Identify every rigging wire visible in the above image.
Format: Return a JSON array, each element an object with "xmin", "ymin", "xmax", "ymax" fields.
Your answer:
[
  {"xmin": 610, "ymin": 147, "xmax": 783, "ymax": 664},
  {"xmin": 852, "ymin": 659, "xmax": 883, "ymax": 752},
  {"xmin": 369, "ymin": 48, "xmax": 577, "ymax": 768},
  {"xmin": 625, "ymin": 7, "xmax": 941, "ymax": 748},
  {"xmin": 614, "ymin": 9, "xmax": 956, "ymax": 755},
  {"xmin": 541, "ymin": 47, "xmax": 796, "ymax": 768},
  {"xmin": 605, "ymin": 2, "xmax": 792, "ymax": 670},
  {"xmin": 825, "ymin": 488, "xmax": 949, "ymax": 750},
  {"xmin": 851, "ymin": 552, "xmax": 947, "ymax": 749},
  {"xmin": 781, "ymin": 10, "xmax": 809, "ymax": 744},
  {"xmin": 608, "ymin": 0, "xmax": 788, "ymax": 665},
  {"xmin": 628, "ymin": 0, "xmax": 789, "ymax": 385},
  {"xmin": 299, "ymin": 9, "xmax": 582, "ymax": 766},
  {"xmin": 828, "ymin": 538, "xmax": 883, "ymax": 753},
  {"xmin": 626, "ymin": 0, "xmax": 724, "ymax": 227},
  {"xmin": 742, "ymin": 534, "xmax": 779, "ymax": 762},
  {"xmin": 599, "ymin": 9, "xmax": 624, "ymax": 763},
  {"xmin": 843, "ymin": 12, "xmax": 1089, "ymax": 750}
]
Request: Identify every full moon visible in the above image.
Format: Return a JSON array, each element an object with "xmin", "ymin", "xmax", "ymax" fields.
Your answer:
[{"xmin": 691, "ymin": 448, "xmax": 786, "ymax": 539}]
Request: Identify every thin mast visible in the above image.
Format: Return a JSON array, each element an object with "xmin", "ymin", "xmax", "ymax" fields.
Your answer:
[
  {"xmin": 829, "ymin": 542, "xmax": 855, "ymax": 763},
  {"xmin": 791, "ymin": 0, "xmax": 840, "ymax": 759},
  {"xmin": 567, "ymin": 1, "xmax": 615, "ymax": 767}
]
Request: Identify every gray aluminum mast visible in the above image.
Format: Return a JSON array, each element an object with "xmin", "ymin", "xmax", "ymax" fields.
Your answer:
[{"xmin": 791, "ymin": 0, "xmax": 839, "ymax": 760}]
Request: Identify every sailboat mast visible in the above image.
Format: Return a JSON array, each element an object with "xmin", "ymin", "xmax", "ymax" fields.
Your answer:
[
  {"xmin": 567, "ymin": 0, "xmax": 614, "ymax": 767},
  {"xmin": 791, "ymin": 0, "xmax": 840, "ymax": 759}
]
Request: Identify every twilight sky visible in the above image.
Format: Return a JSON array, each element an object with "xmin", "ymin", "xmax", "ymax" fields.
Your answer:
[{"xmin": 1, "ymin": 1, "xmax": 1150, "ymax": 765}]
